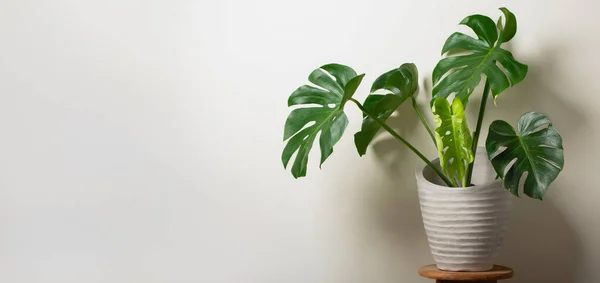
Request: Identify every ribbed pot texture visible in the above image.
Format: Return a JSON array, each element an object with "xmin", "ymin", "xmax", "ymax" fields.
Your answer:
[{"xmin": 415, "ymin": 148, "xmax": 512, "ymax": 271}]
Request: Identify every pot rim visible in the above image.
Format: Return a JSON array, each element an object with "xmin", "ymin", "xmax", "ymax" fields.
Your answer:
[{"xmin": 415, "ymin": 148, "xmax": 503, "ymax": 193}]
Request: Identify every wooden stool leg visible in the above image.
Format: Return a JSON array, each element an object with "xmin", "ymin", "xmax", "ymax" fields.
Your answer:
[{"xmin": 436, "ymin": 281, "xmax": 497, "ymax": 283}]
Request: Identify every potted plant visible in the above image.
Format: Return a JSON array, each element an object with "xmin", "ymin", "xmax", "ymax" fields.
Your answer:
[{"xmin": 281, "ymin": 7, "xmax": 564, "ymax": 271}]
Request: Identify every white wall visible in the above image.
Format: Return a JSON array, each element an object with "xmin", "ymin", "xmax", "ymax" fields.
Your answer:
[{"xmin": 0, "ymin": 0, "xmax": 598, "ymax": 282}]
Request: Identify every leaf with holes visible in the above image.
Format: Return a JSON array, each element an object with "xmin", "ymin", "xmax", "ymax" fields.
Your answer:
[
  {"xmin": 282, "ymin": 64, "xmax": 364, "ymax": 178},
  {"xmin": 432, "ymin": 97, "xmax": 474, "ymax": 186},
  {"xmin": 354, "ymin": 63, "xmax": 419, "ymax": 156},
  {"xmin": 486, "ymin": 112, "xmax": 564, "ymax": 199},
  {"xmin": 432, "ymin": 7, "xmax": 528, "ymax": 105}
]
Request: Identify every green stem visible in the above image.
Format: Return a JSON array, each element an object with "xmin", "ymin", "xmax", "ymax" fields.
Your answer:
[
  {"xmin": 349, "ymin": 98, "xmax": 453, "ymax": 187},
  {"xmin": 412, "ymin": 96, "xmax": 437, "ymax": 146},
  {"xmin": 465, "ymin": 79, "xmax": 491, "ymax": 186}
]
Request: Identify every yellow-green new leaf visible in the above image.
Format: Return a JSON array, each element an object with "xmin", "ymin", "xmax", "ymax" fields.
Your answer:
[{"xmin": 432, "ymin": 97, "xmax": 474, "ymax": 186}]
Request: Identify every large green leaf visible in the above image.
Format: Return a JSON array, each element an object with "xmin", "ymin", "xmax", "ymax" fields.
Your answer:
[
  {"xmin": 432, "ymin": 97, "xmax": 474, "ymax": 186},
  {"xmin": 486, "ymin": 112, "xmax": 564, "ymax": 199},
  {"xmin": 432, "ymin": 7, "xmax": 528, "ymax": 105},
  {"xmin": 354, "ymin": 63, "xmax": 418, "ymax": 156},
  {"xmin": 282, "ymin": 64, "xmax": 364, "ymax": 178}
]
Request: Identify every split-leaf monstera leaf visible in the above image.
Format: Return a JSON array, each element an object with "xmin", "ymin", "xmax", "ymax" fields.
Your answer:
[
  {"xmin": 432, "ymin": 97, "xmax": 474, "ymax": 186},
  {"xmin": 354, "ymin": 63, "xmax": 419, "ymax": 156},
  {"xmin": 432, "ymin": 7, "xmax": 528, "ymax": 105},
  {"xmin": 282, "ymin": 64, "xmax": 364, "ymax": 178},
  {"xmin": 486, "ymin": 112, "xmax": 564, "ymax": 199}
]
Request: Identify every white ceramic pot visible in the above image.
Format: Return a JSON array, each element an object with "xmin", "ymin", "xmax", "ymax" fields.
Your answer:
[{"xmin": 415, "ymin": 148, "xmax": 512, "ymax": 271}]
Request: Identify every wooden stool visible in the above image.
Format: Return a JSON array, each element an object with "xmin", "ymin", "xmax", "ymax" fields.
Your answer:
[{"xmin": 418, "ymin": 265, "xmax": 513, "ymax": 283}]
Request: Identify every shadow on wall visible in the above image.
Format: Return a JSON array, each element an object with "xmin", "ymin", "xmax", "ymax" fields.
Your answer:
[
  {"xmin": 355, "ymin": 46, "xmax": 586, "ymax": 282},
  {"xmin": 498, "ymin": 197, "xmax": 581, "ymax": 283},
  {"xmin": 489, "ymin": 47, "xmax": 586, "ymax": 283},
  {"xmin": 366, "ymin": 102, "xmax": 423, "ymax": 246},
  {"xmin": 351, "ymin": 101, "xmax": 433, "ymax": 280}
]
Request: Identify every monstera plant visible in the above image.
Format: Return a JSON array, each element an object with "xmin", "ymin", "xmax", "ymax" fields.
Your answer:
[{"xmin": 282, "ymin": 7, "xmax": 564, "ymax": 200}]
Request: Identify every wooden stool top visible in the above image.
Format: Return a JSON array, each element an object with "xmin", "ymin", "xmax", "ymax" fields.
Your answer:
[{"xmin": 418, "ymin": 265, "xmax": 513, "ymax": 281}]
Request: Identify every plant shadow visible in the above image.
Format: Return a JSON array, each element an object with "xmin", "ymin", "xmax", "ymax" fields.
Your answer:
[
  {"xmin": 497, "ymin": 195, "xmax": 581, "ymax": 283},
  {"xmin": 349, "ymin": 95, "xmax": 436, "ymax": 278},
  {"xmin": 485, "ymin": 47, "xmax": 586, "ymax": 283},
  {"xmin": 355, "ymin": 46, "xmax": 585, "ymax": 282}
]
